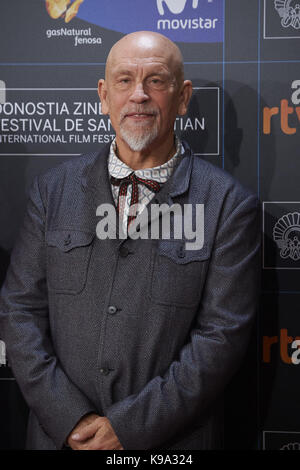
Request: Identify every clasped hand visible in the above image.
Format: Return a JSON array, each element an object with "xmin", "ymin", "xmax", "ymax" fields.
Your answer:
[{"xmin": 67, "ymin": 413, "xmax": 124, "ymax": 450}]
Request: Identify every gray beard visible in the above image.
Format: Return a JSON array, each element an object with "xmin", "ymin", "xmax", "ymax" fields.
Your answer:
[{"xmin": 119, "ymin": 121, "xmax": 159, "ymax": 152}]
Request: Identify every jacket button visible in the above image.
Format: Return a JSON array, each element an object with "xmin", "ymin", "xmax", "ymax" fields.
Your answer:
[
  {"xmin": 64, "ymin": 234, "xmax": 71, "ymax": 246},
  {"xmin": 107, "ymin": 305, "xmax": 117, "ymax": 315},
  {"xmin": 100, "ymin": 367, "xmax": 110, "ymax": 376},
  {"xmin": 177, "ymin": 245, "xmax": 185, "ymax": 258},
  {"xmin": 119, "ymin": 246, "xmax": 130, "ymax": 257}
]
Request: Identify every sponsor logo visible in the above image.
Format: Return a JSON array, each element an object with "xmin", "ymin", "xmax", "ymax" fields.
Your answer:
[
  {"xmin": 45, "ymin": 27, "xmax": 102, "ymax": 47},
  {"xmin": 53, "ymin": 0, "xmax": 223, "ymax": 44},
  {"xmin": 274, "ymin": 0, "xmax": 300, "ymax": 30},
  {"xmin": 0, "ymin": 84, "xmax": 115, "ymax": 155},
  {"xmin": 156, "ymin": 0, "xmax": 218, "ymax": 32},
  {"xmin": 273, "ymin": 212, "xmax": 300, "ymax": 261},
  {"xmin": 45, "ymin": 0, "xmax": 84, "ymax": 23},
  {"xmin": 157, "ymin": 0, "xmax": 199, "ymax": 16},
  {"xmin": 263, "ymin": 431, "xmax": 300, "ymax": 450},
  {"xmin": 263, "ymin": 80, "xmax": 300, "ymax": 135},
  {"xmin": 0, "ymin": 84, "xmax": 217, "ymax": 156},
  {"xmin": 263, "ymin": 202, "xmax": 300, "ymax": 269},
  {"xmin": 45, "ymin": 0, "xmax": 102, "ymax": 46},
  {"xmin": 262, "ymin": 328, "xmax": 300, "ymax": 365},
  {"xmin": 264, "ymin": 0, "xmax": 300, "ymax": 38}
]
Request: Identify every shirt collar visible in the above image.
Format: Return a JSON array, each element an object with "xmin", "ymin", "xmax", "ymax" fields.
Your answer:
[{"xmin": 108, "ymin": 136, "xmax": 184, "ymax": 183}]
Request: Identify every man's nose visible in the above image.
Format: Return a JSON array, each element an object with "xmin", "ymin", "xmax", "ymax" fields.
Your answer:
[{"xmin": 129, "ymin": 82, "xmax": 149, "ymax": 103}]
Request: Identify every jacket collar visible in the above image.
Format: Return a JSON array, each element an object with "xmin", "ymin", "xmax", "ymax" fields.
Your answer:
[
  {"xmin": 166, "ymin": 140, "xmax": 193, "ymax": 200},
  {"xmin": 80, "ymin": 142, "xmax": 115, "ymax": 208},
  {"xmin": 81, "ymin": 139, "xmax": 194, "ymax": 206}
]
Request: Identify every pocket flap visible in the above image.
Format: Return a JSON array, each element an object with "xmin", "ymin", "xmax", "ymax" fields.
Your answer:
[
  {"xmin": 46, "ymin": 230, "xmax": 95, "ymax": 252},
  {"xmin": 158, "ymin": 239, "xmax": 211, "ymax": 265}
]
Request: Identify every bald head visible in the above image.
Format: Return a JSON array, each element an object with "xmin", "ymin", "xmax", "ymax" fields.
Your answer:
[
  {"xmin": 105, "ymin": 31, "xmax": 184, "ymax": 85},
  {"xmin": 98, "ymin": 30, "xmax": 193, "ymax": 158}
]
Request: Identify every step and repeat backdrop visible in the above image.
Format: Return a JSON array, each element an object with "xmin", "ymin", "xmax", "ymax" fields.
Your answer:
[{"xmin": 0, "ymin": 0, "xmax": 300, "ymax": 450}]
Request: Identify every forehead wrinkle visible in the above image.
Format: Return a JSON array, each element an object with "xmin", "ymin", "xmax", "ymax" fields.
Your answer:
[
  {"xmin": 109, "ymin": 56, "xmax": 173, "ymax": 73},
  {"xmin": 107, "ymin": 59, "xmax": 182, "ymax": 87},
  {"xmin": 110, "ymin": 59, "xmax": 173, "ymax": 76}
]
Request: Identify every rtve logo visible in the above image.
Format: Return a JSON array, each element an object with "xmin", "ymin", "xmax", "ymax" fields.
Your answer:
[
  {"xmin": 263, "ymin": 80, "xmax": 300, "ymax": 134},
  {"xmin": 263, "ymin": 328, "xmax": 300, "ymax": 365},
  {"xmin": 157, "ymin": 0, "xmax": 199, "ymax": 15}
]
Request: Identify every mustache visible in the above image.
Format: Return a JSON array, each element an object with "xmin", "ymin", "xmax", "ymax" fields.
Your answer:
[{"xmin": 119, "ymin": 106, "xmax": 159, "ymax": 122}]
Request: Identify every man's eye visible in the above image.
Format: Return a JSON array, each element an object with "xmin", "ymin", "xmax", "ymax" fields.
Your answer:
[
  {"xmin": 117, "ymin": 78, "xmax": 131, "ymax": 86},
  {"xmin": 147, "ymin": 77, "xmax": 168, "ymax": 89},
  {"xmin": 151, "ymin": 78, "xmax": 163, "ymax": 85}
]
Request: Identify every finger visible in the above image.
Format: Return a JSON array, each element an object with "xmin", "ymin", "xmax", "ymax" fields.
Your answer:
[
  {"xmin": 71, "ymin": 420, "xmax": 101, "ymax": 442},
  {"xmin": 71, "ymin": 440, "xmax": 92, "ymax": 451},
  {"xmin": 88, "ymin": 428, "xmax": 122, "ymax": 450}
]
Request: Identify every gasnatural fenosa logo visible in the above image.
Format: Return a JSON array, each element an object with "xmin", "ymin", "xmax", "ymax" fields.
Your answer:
[
  {"xmin": 44, "ymin": 0, "xmax": 102, "ymax": 46},
  {"xmin": 275, "ymin": 0, "xmax": 300, "ymax": 30},
  {"xmin": 45, "ymin": 0, "xmax": 84, "ymax": 23}
]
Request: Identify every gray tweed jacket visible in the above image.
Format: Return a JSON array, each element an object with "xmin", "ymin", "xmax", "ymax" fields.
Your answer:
[{"xmin": 0, "ymin": 141, "xmax": 261, "ymax": 450}]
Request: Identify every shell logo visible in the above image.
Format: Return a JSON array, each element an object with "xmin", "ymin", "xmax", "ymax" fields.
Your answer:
[{"xmin": 45, "ymin": 0, "xmax": 84, "ymax": 23}]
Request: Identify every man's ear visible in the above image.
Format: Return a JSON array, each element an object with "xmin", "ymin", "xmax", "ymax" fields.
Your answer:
[
  {"xmin": 98, "ymin": 79, "xmax": 109, "ymax": 115},
  {"xmin": 177, "ymin": 80, "xmax": 193, "ymax": 116}
]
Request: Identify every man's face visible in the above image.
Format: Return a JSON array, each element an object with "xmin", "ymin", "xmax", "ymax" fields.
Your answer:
[{"xmin": 98, "ymin": 34, "xmax": 192, "ymax": 152}]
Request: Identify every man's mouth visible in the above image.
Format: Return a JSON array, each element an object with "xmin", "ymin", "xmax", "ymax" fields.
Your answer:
[
  {"xmin": 124, "ymin": 113, "xmax": 155, "ymax": 119},
  {"xmin": 120, "ymin": 108, "xmax": 158, "ymax": 123}
]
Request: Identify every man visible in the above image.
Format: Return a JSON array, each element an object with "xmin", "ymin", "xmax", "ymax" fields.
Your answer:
[{"xmin": 0, "ymin": 31, "xmax": 261, "ymax": 450}]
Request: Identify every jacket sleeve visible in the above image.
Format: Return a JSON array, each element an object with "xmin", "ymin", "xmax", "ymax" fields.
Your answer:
[
  {"xmin": 105, "ymin": 192, "xmax": 262, "ymax": 449},
  {"xmin": 0, "ymin": 176, "xmax": 96, "ymax": 449}
]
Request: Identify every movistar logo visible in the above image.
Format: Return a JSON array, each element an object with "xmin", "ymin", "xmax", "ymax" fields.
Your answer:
[
  {"xmin": 157, "ymin": 0, "xmax": 199, "ymax": 16},
  {"xmin": 156, "ymin": 0, "xmax": 218, "ymax": 31}
]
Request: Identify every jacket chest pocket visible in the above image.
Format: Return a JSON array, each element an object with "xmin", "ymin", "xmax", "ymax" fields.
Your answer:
[
  {"xmin": 46, "ymin": 230, "xmax": 95, "ymax": 294},
  {"xmin": 150, "ymin": 240, "xmax": 210, "ymax": 308}
]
